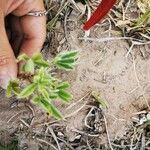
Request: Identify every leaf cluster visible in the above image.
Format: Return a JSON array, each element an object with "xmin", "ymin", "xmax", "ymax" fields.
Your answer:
[{"xmin": 6, "ymin": 51, "xmax": 78, "ymax": 119}]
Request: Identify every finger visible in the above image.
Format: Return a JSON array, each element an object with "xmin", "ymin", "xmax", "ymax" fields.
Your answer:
[
  {"xmin": 9, "ymin": 15, "xmax": 23, "ymax": 56},
  {"xmin": 0, "ymin": 11, "xmax": 17, "ymax": 89},
  {"xmin": 12, "ymin": 0, "xmax": 46, "ymax": 57},
  {"xmin": 5, "ymin": 16, "xmax": 12, "ymax": 40},
  {"xmin": 20, "ymin": 13, "xmax": 46, "ymax": 56}
]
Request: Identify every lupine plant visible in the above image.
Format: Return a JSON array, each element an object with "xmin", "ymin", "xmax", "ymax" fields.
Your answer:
[{"xmin": 6, "ymin": 51, "xmax": 78, "ymax": 119}]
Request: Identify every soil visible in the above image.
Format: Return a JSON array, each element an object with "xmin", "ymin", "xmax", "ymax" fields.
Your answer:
[{"xmin": 0, "ymin": 0, "xmax": 150, "ymax": 149}]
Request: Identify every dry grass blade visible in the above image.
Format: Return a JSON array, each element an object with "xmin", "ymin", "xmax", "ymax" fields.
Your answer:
[
  {"xmin": 103, "ymin": 115, "xmax": 114, "ymax": 150},
  {"xmin": 64, "ymin": 101, "xmax": 87, "ymax": 119},
  {"xmin": 47, "ymin": 1, "xmax": 69, "ymax": 30},
  {"xmin": 66, "ymin": 91, "xmax": 91, "ymax": 110},
  {"xmin": 20, "ymin": 119, "xmax": 30, "ymax": 128},
  {"xmin": 69, "ymin": 0, "xmax": 80, "ymax": 11},
  {"xmin": 135, "ymin": 8, "xmax": 150, "ymax": 27},
  {"xmin": 84, "ymin": 106, "xmax": 95, "ymax": 129},
  {"xmin": 79, "ymin": 37, "xmax": 146, "ymax": 43},
  {"xmin": 7, "ymin": 111, "xmax": 25, "ymax": 123},
  {"xmin": 48, "ymin": 127, "xmax": 61, "ymax": 150},
  {"xmin": 72, "ymin": 128, "xmax": 100, "ymax": 137},
  {"xmin": 57, "ymin": 137, "xmax": 74, "ymax": 150},
  {"xmin": 36, "ymin": 138, "xmax": 58, "ymax": 150}
]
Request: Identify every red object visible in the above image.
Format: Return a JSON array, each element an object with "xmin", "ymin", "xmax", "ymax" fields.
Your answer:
[{"xmin": 83, "ymin": 0, "xmax": 117, "ymax": 30}]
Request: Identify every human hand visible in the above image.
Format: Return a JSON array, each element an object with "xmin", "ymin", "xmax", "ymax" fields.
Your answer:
[{"xmin": 0, "ymin": 0, "xmax": 46, "ymax": 89}]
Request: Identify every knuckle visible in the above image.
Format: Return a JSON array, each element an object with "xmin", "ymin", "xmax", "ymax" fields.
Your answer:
[{"xmin": 0, "ymin": 54, "xmax": 10, "ymax": 66}]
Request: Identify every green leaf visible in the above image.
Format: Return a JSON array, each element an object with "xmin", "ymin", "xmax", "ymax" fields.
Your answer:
[
  {"xmin": 6, "ymin": 81, "xmax": 13, "ymax": 97},
  {"xmin": 57, "ymin": 82, "xmax": 70, "ymax": 89},
  {"xmin": 31, "ymin": 96, "xmax": 40, "ymax": 104},
  {"xmin": 56, "ymin": 62, "xmax": 74, "ymax": 70},
  {"xmin": 58, "ymin": 58, "xmax": 75, "ymax": 64},
  {"xmin": 47, "ymin": 16, "xmax": 58, "ymax": 31},
  {"xmin": 58, "ymin": 90, "xmax": 73, "ymax": 102},
  {"xmin": 59, "ymin": 51, "xmax": 78, "ymax": 59},
  {"xmin": 32, "ymin": 53, "xmax": 42, "ymax": 60},
  {"xmin": 54, "ymin": 51, "xmax": 78, "ymax": 70},
  {"xmin": 39, "ymin": 99, "xmax": 51, "ymax": 113},
  {"xmin": 40, "ymin": 79, "xmax": 51, "ymax": 85},
  {"xmin": 38, "ymin": 67, "xmax": 47, "ymax": 79},
  {"xmin": 49, "ymin": 103, "xmax": 62, "ymax": 119},
  {"xmin": 145, "ymin": 120, "xmax": 150, "ymax": 126},
  {"xmin": 17, "ymin": 53, "xmax": 29, "ymax": 62},
  {"xmin": 18, "ymin": 83, "xmax": 36, "ymax": 99},
  {"xmin": 6, "ymin": 80, "xmax": 19, "ymax": 97},
  {"xmin": 0, "ymin": 140, "xmax": 19, "ymax": 150},
  {"xmin": 41, "ymin": 89, "xmax": 49, "ymax": 100},
  {"xmin": 24, "ymin": 59, "xmax": 35, "ymax": 74},
  {"xmin": 40, "ymin": 99, "xmax": 62, "ymax": 119},
  {"xmin": 135, "ymin": 7, "xmax": 150, "ymax": 27},
  {"xmin": 49, "ymin": 93, "xmax": 58, "ymax": 99},
  {"xmin": 91, "ymin": 91, "xmax": 108, "ymax": 109},
  {"xmin": 33, "ymin": 68, "xmax": 48, "ymax": 83},
  {"xmin": 12, "ymin": 81, "xmax": 20, "ymax": 95},
  {"xmin": 32, "ymin": 53, "xmax": 49, "ymax": 67}
]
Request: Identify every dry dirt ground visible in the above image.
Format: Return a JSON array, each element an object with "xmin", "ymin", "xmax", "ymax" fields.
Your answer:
[{"xmin": 0, "ymin": 0, "xmax": 150, "ymax": 149}]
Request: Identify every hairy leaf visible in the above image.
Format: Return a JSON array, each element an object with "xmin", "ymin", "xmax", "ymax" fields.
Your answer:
[
  {"xmin": 57, "ymin": 82, "xmax": 70, "ymax": 89},
  {"xmin": 58, "ymin": 90, "xmax": 73, "ymax": 102},
  {"xmin": 6, "ymin": 82, "xmax": 13, "ymax": 97},
  {"xmin": 49, "ymin": 103, "xmax": 62, "ymax": 119},
  {"xmin": 6, "ymin": 80, "xmax": 19, "ymax": 97},
  {"xmin": 41, "ymin": 89, "xmax": 49, "ymax": 100},
  {"xmin": 56, "ymin": 62, "xmax": 74, "ymax": 70},
  {"xmin": 32, "ymin": 53, "xmax": 49, "ymax": 67},
  {"xmin": 17, "ymin": 53, "xmax": 29, "ymax": 62},
  {"xmin": 59, "ymin": 51, "xmax": 78, "ymax": 59},
  {"xmin": 31, "ymin": 96, "xmax": 40, "ymax": 104},
  {"xmin": 24, "ymin": 59, "xmax": 35, "ymax": 74},
  {"xmin": 49, "ymin": 93, "xmax": 58, "ymax": 99},
  {"xmin": 58, "ymin": 58, "xmax": 75, "ymax": 64},
  {"xmin": 54, "ymin": 51, "xmax": 78, "ymax": 71},
  {"xmin": 40, "ymin": 99, "xmax": 62, "ymax": 119},
  {"xmin": 18, "ymin": 83, "xmax": 36, "ymax": 98}
]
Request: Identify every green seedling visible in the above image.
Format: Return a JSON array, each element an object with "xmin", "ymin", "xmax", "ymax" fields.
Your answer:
[
  {"xmin": 91, "ymin": 91, "xmax": 108, "ymax": 109},
  {"xmin": 0, "ymin": 140, "xmax": 19, "ymax": 150},
  {"xmin": 135, "ymin": 7, "xmax": 150, "ymax": 28},
  {"xmin": 145, "ymin": 119, "xmax": 150, "ymax": 126},
  {"xmin": 6, "ymin": 51, "xmax": 78, "ymax": 119}
]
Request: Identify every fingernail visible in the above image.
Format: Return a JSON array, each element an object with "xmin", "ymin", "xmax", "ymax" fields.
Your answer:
[{"xmin": 0, "ymin": 70, "xmax": 15, "ymax": 89}]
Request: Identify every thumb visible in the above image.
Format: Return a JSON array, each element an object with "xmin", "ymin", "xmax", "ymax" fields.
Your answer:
[{"xmin": 0, "ymin": 11, "xmax": 17, "ymax": 89}]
